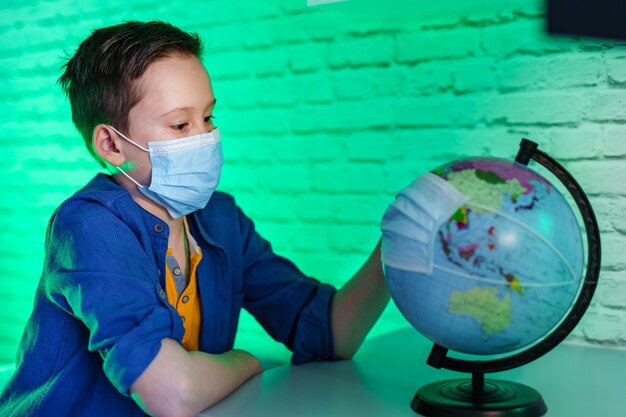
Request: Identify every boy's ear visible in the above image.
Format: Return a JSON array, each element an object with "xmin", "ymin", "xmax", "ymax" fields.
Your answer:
[{"xmin": 93, "ymin": 124, "xmax": 125, "ymax": 168}]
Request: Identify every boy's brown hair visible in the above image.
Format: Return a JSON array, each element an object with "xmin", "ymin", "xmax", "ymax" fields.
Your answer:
[{"xmin": 58, "ymin": 20, "xmax": 204, "ymax": 167}]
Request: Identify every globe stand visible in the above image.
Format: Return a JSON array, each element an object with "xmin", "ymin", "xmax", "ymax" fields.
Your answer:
[
  {"xmin": 409, "ymin": 139, "xmax": 601, "ymax": 417},
  {"xmin": 411, "ymin": 344, "xmax": 547, "ymax": 417}
]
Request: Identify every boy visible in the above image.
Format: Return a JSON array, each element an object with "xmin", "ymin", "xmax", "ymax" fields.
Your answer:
[{"xmin": 0, "ymin": 20, "xmax": 390, "ymax": 417}]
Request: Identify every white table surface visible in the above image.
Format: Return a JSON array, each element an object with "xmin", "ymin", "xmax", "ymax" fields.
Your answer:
[{"xmin": 199, "ymin": 328, "xmax": 626, "ymax": 417}]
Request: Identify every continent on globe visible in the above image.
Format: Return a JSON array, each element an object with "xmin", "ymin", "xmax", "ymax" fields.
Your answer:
[
  {"xmin": 449, "ymin": 287, "xmax": 512, "ymax": 335},
  {"xmin": 445, "ymin": 169, "xmax": 526, "ymax": 214}
]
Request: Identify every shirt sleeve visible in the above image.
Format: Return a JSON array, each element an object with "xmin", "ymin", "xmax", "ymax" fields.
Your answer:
[
  {"xmin": 44, "ymin": 199, "xmax": 182, "ymax": 395},
  {"xmin": 235, "ymin": 205, "xmax": 338, "ymax": 365}
]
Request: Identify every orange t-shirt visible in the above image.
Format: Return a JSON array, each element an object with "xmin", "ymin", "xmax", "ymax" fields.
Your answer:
[{"xmin": 164, "ymin": 217, "xmax": 202, "ymax": 351}]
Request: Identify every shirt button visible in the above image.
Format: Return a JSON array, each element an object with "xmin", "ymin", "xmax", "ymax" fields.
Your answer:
[
  {"xmin": 173, "ymin": 267, "xmax": 181, "ymax": 276},
  {"xmin": 182, "ymin": 295, "xmax": 189, "ymax": 303},
  {"xmin": 159, "ymin": 288, "xmax": 166, "ymax": 299},
  {"xmin": 157, "ymin": 269, "xmax": 161, "ymax": 277},
  {"xmin": 181, "ymin": 316, "xmax": 186, "ymax": 323},
  {"xmin": 153, "ymin": 223, "xmax": 164, "ymax": 233}
]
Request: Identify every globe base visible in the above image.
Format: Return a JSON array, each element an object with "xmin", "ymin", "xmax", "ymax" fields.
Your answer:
[{"xmin": 411, "ymin": 379, "xmax": 547, "ymax": 417}]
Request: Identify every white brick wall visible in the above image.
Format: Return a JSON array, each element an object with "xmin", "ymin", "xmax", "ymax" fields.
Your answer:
[{"xmin": 0, "ymin": 0, "xmax": 625, "ymax": 363}]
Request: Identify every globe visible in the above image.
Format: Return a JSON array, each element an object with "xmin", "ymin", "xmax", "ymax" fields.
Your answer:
[
  {"xmin": 381, "ymin": 140, "xmax": 601, "ymax": 417},
  {"xmin": 383, "ymin": 156, "xmax": 585, "ymax": 356}
]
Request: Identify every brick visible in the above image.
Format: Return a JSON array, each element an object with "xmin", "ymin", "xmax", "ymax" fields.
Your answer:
[
  {"xmin": 483, "ymin": 92, "xmax": 584, "ymax": 125},
  {"xmin": 331, "ymin": 68, "xmax": 406, "ymax": 100},
  {"xmin": 605, "ymin": 46, "xmax": 626, "ymax": 85},
  {"xmin": 274, "ymin": 15, "xmax": 313, "ymax": 44},
  {"xmin": 220, "ymin": 135, "xmax": 245, "ymax": 164},
  {"xmin": 218, "ymin": 162, "xmax": 257, "ymax": 193},
  {"xmin": 581, "ymin": 197, "xmax": 623, "ymax": 234},
  {"xmin": 0, "ymin": 74, "xmax": 56, "ymax": 99},
  {"xmin": 205, "ymin": 51, "xmax": 254, "ymax": 79},
  {"xmin": 239, "ymin": 136, "xmax": 275, "ymax": 163},
  {"xmin": 394, "ymin": 95, "xmax": 482, "ymax": 127},
  {"xmin": 598, "ymin": 204, "xmax": 626, "ymax": 243},
  {"xmin": 344, "ymin": 131, "xmax": 397, "ymax": 162},
  {"xmin": 404, "ymin": 61, "xmax": 455, "ymax": 96},
  {"xmin": 580, "ymin": 308, "xmax": 626, "ymax": 344},
  {"xmin": 596, "ymin": 233, "xmax": 626, "ymax": 270},
  {"xmin": 306, "ymin": 12, "xmax": 341, "ymax": 41},
  {"xmin": 392, "ymin": 128, "xmax": 508, "ymax": 165},
  {"xmin": 268, "ymin": 135, "xmax": 310, "ymax": 163},
  {"xmin": 242, "ymin": 0, "xmax": 281, "ymax": 19},
  {"xmin": 537, "ymin": 125, "xmax": 603, "ymax": 160},
  {"xmin": 393, "ymin": 130, "xmax": 458, "ymax": 163},
  {"xmin": 332, "ymin": 194, "xmax": 388, "ymax": 224},
  {"xmin": 265, "ymin": 163, "xmax": 313, "ymax": 193},
  {"xmin": 311, "ymin": 162, "xmax": 385, "ymax": 194},
  {"xmin": 453, "ymin": 58, "xmax": 497, "ymax": 93},
  {"xmin": 595, "ymin": 272, "xmax": 626, "ymax": 309},
  {"xmin": 602, "ymin": 125, "xmax": 626, "ymax": 157},
  {"xmin": 474, "ymin": 129, "xmax": 529, "ymax": 159},
  {"xmin": 279, "ymin": 0, "xmax": 306, "ymax": 14},
  {"xmin": 224, "ymin": 109, "xmax": 291, "ymax": 135},
  {"xmin": 247, "ymin": 194, "xmax": 298, "ymax": 222},
  {"xmin": 6, "ymin": 144, "xmax": 92, "ymax": 171},
  {"xmin": 256, "ymin": 77, "xmax": 299, "ymax": 107},
  {"xmin": 303, "ymin": 135, "xmax": 344, "ymax": 161},
  {"xmin": 481, "ymin": 18, "xmax": 576, "ymax": 57},
  {"xmin": 189, "ymin": 0, "xmax": 279, "ymax": 23},
  {"xmin": 293, "ymin": 253, "xmax": 368, "ymax": 284},
  {"xmin": 9, "ymin": 94, "xmax": 64, "ymax": 122},
  {"xmin": 297, "ymin": 75, "xmax": 334, "ymax": 104},
  {"xmin": 609, "ymin": 201, "xmax": 626, "ymax": 234},
  {"xmin": 204, "ymin": 24, "xmax": 246, "ymax": 52},
  {"xmin": 216, "ymin": 79, "xmax": 258, "ymax": 109},
  {"xmin": 254, "ymin": 221, "xmax": 297, "ymax": 250},
  {"xmin": 180, "ymin": 0, "xmax": 245, "ymax": 26},
  {"xmin": 329, "ymin": 224, "xmax": 382, "ymax": 253},
  {"xmin": 293, "ymin": 101, "xmax": 393, "ymax": 132},
  {"xmin": 567, "ymin": 161, "xmax": 626, "ymax": 196},
  {"xmin": 328, "ymin": 36, "xmax": 394, "ymax": 68},
  {"xmin": 498, "ymin": 54, "xmax": 602, "ymax": 91},
  {"xmin": 250, "ymin": 48, "xmax": 289, "ymax": 77},
  {"xmin": 294, "ymin": 194, "xmax": 334, "ymax": 222},
  {"xmin": 396, "ymin": 28, "xmax": 481, "ymax": 63},
  {"xmin": 0, "ymin": 25, "xmax": 67, "ymax": 53},
  {"xmin": 291, "ymin": 223, "xmax": 331, "ymax": 252},
  {"xmin": 288, "ymin": 43, "xmax": 327, "ymax": 73},
  {"xmin": 242, "ymin": 21, "xmax": 275, "ymax": 49},
  {"xmin": 0, "ymin": 49, "xmax": 66, "ymax": 77},
  {"xmin": 583, "ymin": 91, "xmax": 626, "ymax": 123}
]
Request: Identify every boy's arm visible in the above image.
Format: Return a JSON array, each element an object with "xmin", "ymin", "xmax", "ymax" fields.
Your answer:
[
  {"xmin": 130, "ymin": 338, "xmax": 262, "ymax": 417},
  {"xmin": 331, "ymin": 238, "xmax": 390, "ymax": 359}
]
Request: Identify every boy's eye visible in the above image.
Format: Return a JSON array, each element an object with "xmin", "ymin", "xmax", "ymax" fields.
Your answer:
[
  {"xmin": 172, "ymin": 123, "xmax": 188, "ymax": 131},
  {"xmin": 204, "ymin": 115, "xmax": 215, "ymax": 123}
]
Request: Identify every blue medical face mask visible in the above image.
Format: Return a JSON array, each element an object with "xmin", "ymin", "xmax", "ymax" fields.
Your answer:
[
  {"xmin": 108, "ymin": 125, "xmax": 223, "ymax": 219},
  {"xmin": 381, "ymin": 173, "xmax": 468, "ymax": 274}
]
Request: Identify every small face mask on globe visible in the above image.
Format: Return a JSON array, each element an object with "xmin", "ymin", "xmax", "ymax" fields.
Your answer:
[
  {"xmin": 109, "ymin": 125, "xmax": 223, "ymax": 219},
  {"xmin": 381, "ymin": 173, "xmax": 468, "ymax": 274}
]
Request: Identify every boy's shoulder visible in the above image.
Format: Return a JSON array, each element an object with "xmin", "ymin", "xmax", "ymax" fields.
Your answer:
[{"xmin": 55, "ymin": 173, "xmax": 134, "ymax": 217}]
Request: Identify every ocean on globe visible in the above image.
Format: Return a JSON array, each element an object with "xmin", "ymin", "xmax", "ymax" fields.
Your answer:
[{"xmin": 383, "ymin": 157, "xmax": 585, "ymax": 355}]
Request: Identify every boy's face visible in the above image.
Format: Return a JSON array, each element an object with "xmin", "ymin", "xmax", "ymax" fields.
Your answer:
[{"xmin": 118, "ymin": 54, "xmax": 216, "ymax": 187}]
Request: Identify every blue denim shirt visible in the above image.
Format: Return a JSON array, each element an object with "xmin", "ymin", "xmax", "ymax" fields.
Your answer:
[{"xmin": 0, "ymin": 174, "xmax": 337, "ymax": 416}]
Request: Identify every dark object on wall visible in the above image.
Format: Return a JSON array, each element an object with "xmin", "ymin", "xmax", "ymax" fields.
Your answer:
[{"xmin": 548, "ymin": 0, "xmax": 626, "ymax": 40}]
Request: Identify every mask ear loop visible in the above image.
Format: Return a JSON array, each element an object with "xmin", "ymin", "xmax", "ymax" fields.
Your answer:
[
  {"xmin": 107, "ymin": 125, "xmax": 151, "ymax": 189},
  {"xmin": 108, "ymin": 125, "xmax": 151, "ymax": 152}
]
